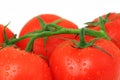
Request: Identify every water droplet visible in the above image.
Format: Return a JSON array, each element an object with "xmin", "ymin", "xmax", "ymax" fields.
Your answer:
[
  {"xmin": 0, "ymin": 63, "xmax": 3, "ymax": 66},
  {"xmin": 66, "ymin": 58, "xmax": 70, "ymax": 62},
  {"xmin": 55, "ymin": 66, "xmax": 58, "ymax": 71},
  {"xmin": 66, "ymin": 58, "xmax": 72, "ymax": 65},
  {"xmin": 83, "ymin": 68, "xmax": 88, "ymax": 72},
  {"xmin": 12, "ymin": 69, "xmax": 16, "ymax": 72},
  {"xmin": 5, "ymin": 66, "xmax": 10, "ymax": 70},
  {"xmin": 96, "ymin": 71, "xmax": 101, "ymax": 75},
  {"xmin": 87, "ymin": 77, "xmax": 91, "ymax": 79},
  {"xmin": 5, "ymin": 72, "xmax": 9, "ymax": 76},
  {"xmin": 83, "ymin": 62, "xmax": 87, "ymax": 66},
  {"xmin": 69, "ymin": 66, "xmax": 74, "ymax": 70}
]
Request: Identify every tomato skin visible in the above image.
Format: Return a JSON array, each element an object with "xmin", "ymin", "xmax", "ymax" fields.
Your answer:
[
  {"xmin": 0, "ymin": 47, "xmax": 52, "ymax": 80},
  {"xmin": 0, "ymin": 24, "xmax": 14, "ymax": 44},
  {"xmin": 50, "ymin": 39, "xmax": 120, "ymax": 80},
  {"xmin": 16, "ymin": 14, "xmax": 78, "ymax": 59}
]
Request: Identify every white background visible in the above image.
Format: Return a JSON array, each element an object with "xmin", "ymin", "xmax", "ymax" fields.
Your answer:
[{"xmin": 0, "ymin": 0, "xmax": 120, "ymax": 35}]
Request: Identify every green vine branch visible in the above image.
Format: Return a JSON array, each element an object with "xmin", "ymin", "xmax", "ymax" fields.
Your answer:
[
  {"xmin": 8, "ymin": 28, "xmax": 108, "ymax": 44},
  {"xmin": 5, "ymin": 16, "xmax": 110, "ymax": 52}
]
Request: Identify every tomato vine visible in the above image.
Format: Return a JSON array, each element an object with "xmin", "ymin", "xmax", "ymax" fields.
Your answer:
[{"xmin": 3, "ymin": 16, "xmax": 110, "ymax": 52}]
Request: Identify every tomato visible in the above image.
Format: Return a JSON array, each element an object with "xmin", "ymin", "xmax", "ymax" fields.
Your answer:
[
  {"xmin": 16, "ymin": 14, "xmax": 78, "ymax": 59},
  {"xmin": 0, "ymin": 47, "xmax": 52, "ymax": 80},
  {"xmin": 50, "ymin": 39, "xmax": 120, "ymax": 80},
  {"xmin": 0, "ymin": 24, "xmax": 14, "ymax": 44},
  {"xmin": 87, "ymin": 13, "xmax": 120, "ymax": 49}
]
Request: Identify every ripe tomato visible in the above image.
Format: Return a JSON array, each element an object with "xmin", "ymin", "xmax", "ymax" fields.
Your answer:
[
  {"xmin": 87, "ymin": 13, "xmax": 120, "ymax": 49},
  {"xmin": 50, "ymin": 39, "xmax": 120, "ymax": 80},
  {"xmin": 16, "ymin": 14, "xmax": 78, "ymax": 59},
  {"xmin": 0, "ymin": 47, "xmax": 52, "ymax": 80},
  {"xmin": 0, "ymin": 24, "xmax": 14, "ymax": 44}
]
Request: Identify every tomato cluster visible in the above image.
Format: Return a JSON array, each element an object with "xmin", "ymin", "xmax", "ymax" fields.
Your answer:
[{"xmin": 0, "ymin": 12, "xmax": 120, "ymax": 80}]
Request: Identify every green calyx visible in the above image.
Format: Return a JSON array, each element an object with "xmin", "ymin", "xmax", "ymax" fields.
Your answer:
[
  {"xmin": 72, "ymin": 28, "xmax": 98, "ymax": 48},
  {"xmin": 36, "ymin": 17, "xmax": 63, "ymax": 32},
  {"xmin": 1, "ymin": 22, "xmax": 17, "ymax": 47},
  {"xmin": 72, "ymin": 17, "xmax": 112, "ymax": 57},
  {"xmin": 73, "ymin": 16, "xmax": 110, "ymax": 48},
  {"xmin": 98, "ymin": 17, "xmax": 110, "ymax": 40}
]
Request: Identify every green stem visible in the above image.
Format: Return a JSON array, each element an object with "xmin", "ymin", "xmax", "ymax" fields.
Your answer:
[
  {"xmin": 99, "ymin": 17, "xmax": 110, "ymax": 40},
  {"xmin": 79, "ymin": 28, "xmax": 86, "ymax": 47},
  {"xmin": 8, "ymin": 27, "xmax": 108, "ymax": 45},
  {"xmin": 3, "ymin": 15, "xmax": 110, "ymax": 52},
  {"xmin": 84, "ymin": 28, "xmax": 106, "ymax": 38},
  {"xmin": 25, "ymin": 37, "xmax": 36, "ymax": 52}
]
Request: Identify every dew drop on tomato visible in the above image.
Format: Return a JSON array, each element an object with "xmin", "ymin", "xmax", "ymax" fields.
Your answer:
[
  {"xmin": 82, "ymin": 62, "xmax": 87, "ymax": 66},
  {"xmin": 5, "ymin": 72, "xmax": 9, "ymax": 77},
  {"xmin": 5, "ymin": 66, "xmax": 10, "ymax": 70}
]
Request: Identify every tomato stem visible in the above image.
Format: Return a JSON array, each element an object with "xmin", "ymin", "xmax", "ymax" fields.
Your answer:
[
  {"xmin": 7, "ymin": 16, "xmax": 110, "ymax": 51},
  {"xmin": 99, "ymin": 17, "xmax": 110, "ymax": 40},
  {"xmin": 8, "ymin": 27, "xmax": 108, "ymax": 44},
  {"xmin": 25, "ymin": 37, "xmax": 36, "ymax": 52},
  {"xmin": 73, "ymin": 28, "xmax": 99, "ymax": 48},
  {"xmin": 3, "ymin": 23, "xmax": 11, "ymax": 47}
]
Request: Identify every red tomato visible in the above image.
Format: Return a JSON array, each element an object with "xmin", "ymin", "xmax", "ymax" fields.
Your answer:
[
  {"xmin": 16, "ymin": 14, "xmax": 78, "ymax": 59},
  {"xmin": 50, "ymin": 39, "xmax": 120, "ymax": 80},
  {"xmin": 0, "ymin": 24, "xmax": 14, "ymax": 44},
  {"xmin": 0, "ymin": 47, "xmax": 52, "ymax": 80},
  {"xmin": 87, "ymin": 13, "xmax": 120, "ymax": 49}
]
